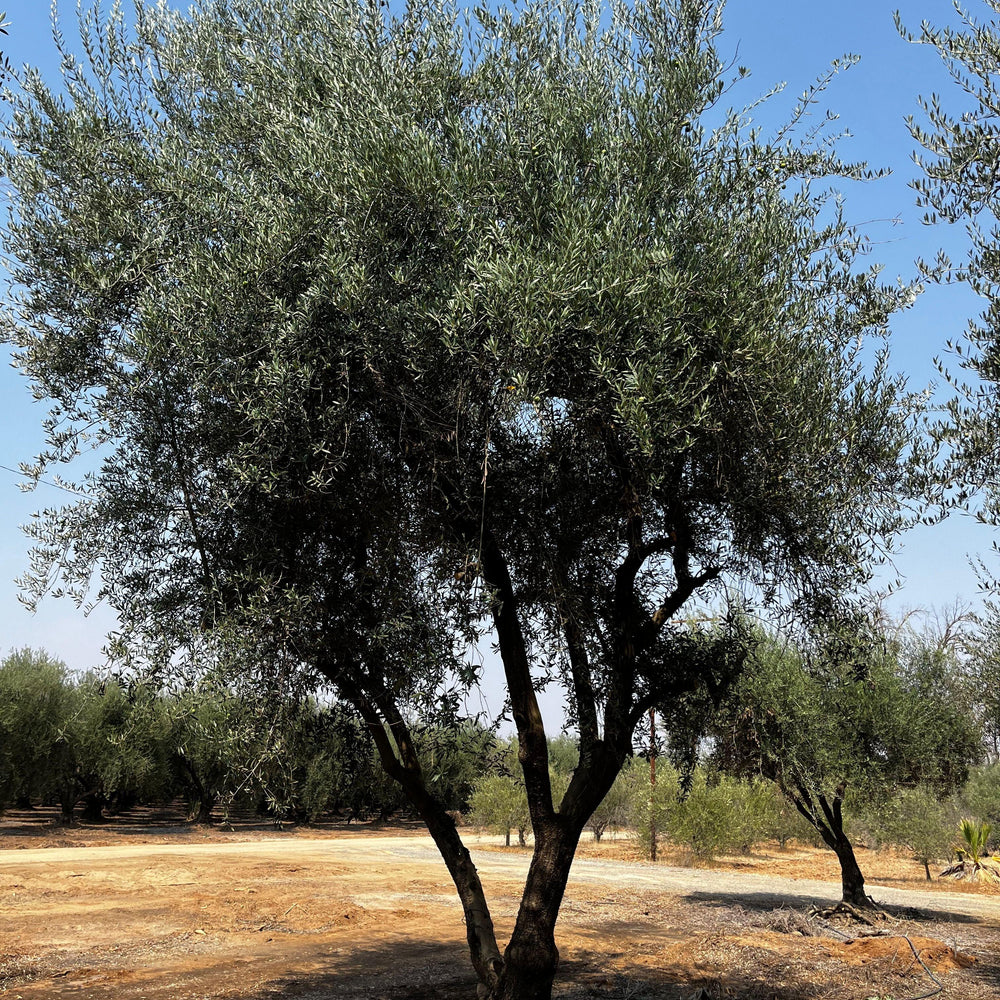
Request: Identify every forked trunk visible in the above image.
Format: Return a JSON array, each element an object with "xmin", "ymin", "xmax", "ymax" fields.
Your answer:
[{"xmin": 790, "ymin": 786, "xmax": 874, "ymax": 909}]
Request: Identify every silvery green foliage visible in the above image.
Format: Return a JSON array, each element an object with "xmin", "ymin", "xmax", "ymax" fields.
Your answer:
[
  {"xmin": 2, "ymin": 0, "xmax": 921, "ymax": 689},
  {"xmin": 2, "ymin": 2, "xmax": 932, "ymax": 992},
  {"xmin": 901, "ymin": 3, "xmax": 1000, "ymax": 530}
]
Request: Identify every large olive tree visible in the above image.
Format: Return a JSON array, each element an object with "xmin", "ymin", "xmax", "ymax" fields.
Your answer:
[{"xmin": 3, "ymin": 1, "xmax": 924, "ymax": 996}]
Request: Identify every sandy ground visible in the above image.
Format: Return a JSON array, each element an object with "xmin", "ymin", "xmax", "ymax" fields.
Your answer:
[{"xmin": 1, "ymin": 815, "xmax": 999, "ymax": 999}]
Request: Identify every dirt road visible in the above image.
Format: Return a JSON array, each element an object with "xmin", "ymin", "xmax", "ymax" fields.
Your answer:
[
  {"xmin": 7, "ymin": 833, "xmax": 996, "ymax": 919},
  {"xmin": 2, "ymin": 831, "xmax": 999, "ymax": 999}
]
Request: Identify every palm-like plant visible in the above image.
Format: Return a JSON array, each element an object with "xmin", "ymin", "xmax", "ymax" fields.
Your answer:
[{"xmin": 940, "ymin": 820, "xmax": 1000, "ymax": 883}]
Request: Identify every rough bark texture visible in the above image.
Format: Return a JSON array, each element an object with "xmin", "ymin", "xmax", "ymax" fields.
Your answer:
[
  {"xmin": 192, "ymin": 794, "xmax": 215, "ymax": 825},
  {"xmin": 334, "ymin": 670, "xmax": 505, "ymax": 993},
  {"xmin": 493, "ymin": 820, "xmax": 581, "ymax": 1000},
  {"xmin": 831, "ymin": 833, "xmax": 869, "ymax": 907},
  {"xmin": 315, "ymin": 445, "xmax": 720, "ymax": 1000}
]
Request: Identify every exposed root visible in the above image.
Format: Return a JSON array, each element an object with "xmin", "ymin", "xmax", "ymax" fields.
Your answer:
[{"xmin": 809, "ymin": 900, "xmax": 890, "ymax": 926}]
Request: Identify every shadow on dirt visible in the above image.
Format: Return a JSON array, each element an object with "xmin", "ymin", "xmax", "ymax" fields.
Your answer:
[
  {"xmin": 227, "ymin": 934, "xmax": 998, "ymax": 1000},
  {"xmin": 0, "ymin": 804, "xmax": 428, "ymax": 841},
  {"xmin": 684, "ymin": 888, "xmax": 985, "ymax": 924}
]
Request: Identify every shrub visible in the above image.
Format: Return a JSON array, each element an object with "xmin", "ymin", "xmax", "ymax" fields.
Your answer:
[
  {"xmin": 941, "ymin": 819, "xmax": 1000, "ymax": 882},
  {"xmin": 469, "ymin": 774, "xmax": 530, "ymax": 847},
  {"xmin": 960, "ymin": 765, "xmax": 1000, "ymax": 833},
  {"xmin": 668, "ymin": 771, "xmax": 747, "ymax": 860},
  {"xmin": 624, "ymin": 757, "xmax": 678, "ymax": 860},
  {"xmin": 587, "ymin": 769, "xmax": 632, "ymax": 842}
]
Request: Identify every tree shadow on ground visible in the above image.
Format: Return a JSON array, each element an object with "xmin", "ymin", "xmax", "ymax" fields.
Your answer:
[
  {"xmin": 684, "ymin": 887, "xmax": 985, "ymax": 924},
  {"xmin": 226, "ymin": 932, "xmax": 999, "ymax": 1000}
]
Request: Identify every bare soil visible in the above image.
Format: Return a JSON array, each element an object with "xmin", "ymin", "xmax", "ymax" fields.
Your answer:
[{"xmin": 1, "ymin": 806, "xmax": 998, "ymax": 999}]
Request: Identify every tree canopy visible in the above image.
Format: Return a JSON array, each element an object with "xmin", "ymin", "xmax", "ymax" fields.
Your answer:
[
  {"xmin": 902, "ymin": 0, "xmax": 1000, "ymax": 779},
  {"xmin": 2, "ymin": 1, "xmax": 927, "ymax": 996},
  {"xmin": 902, "ymin": 2, "xmax": 1000, "ymax": 534}
]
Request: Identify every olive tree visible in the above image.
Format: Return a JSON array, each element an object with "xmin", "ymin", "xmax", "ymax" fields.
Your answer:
[
  {"xmin": 0, "ymin": 648, "xmax": 76, "ymax": 812},
  {"xmin": 470, "ymin": 774, "xmax": 532, "ymax": 847},
  {"xmin": 2, "ymin": 1, "xmax": 925, "ymax": 996},
  {"xmin": 713, "ymin": 627, "xmax": 981, "ymax": 907}
]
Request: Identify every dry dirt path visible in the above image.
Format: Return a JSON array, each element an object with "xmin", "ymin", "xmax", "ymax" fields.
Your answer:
[
  {"xmin": 309, "ymin": 834, "xmax": 1000, "ymax": 922},
  {"xmin": 4, "ymin": 832, "xmax": 999, "ymax": 920}
]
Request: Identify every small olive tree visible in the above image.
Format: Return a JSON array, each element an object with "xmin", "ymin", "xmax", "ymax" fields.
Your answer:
[
  {"xmin": 471, "ymin": 774, "xmax": 532, "ymax": 847},
  {"xmin": 714, "ymin": 628, "xmax": 981, "ymax": 907},
  {"xmin": 882, "ymin": 785, "xmax": 958, "ymax": 880}
]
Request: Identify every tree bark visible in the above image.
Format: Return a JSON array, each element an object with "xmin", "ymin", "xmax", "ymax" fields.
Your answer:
[
  {"xmin": 340, "ymin": 679, "xmax": 505, "ymax": 993},
  {"xmin": 192, "ymin": 792, "xmax": 215, "ymax": 825},
  {"xmin": 831, "ymin": 831, "xmax": 869, "ymax": 906},
  {"xmin": 492, "ymin": 819, "xmax": 580, "ymax": 1000},
  {"xmin": 58, "ymin": 794, "xmax": 76, "ymax": 825}
]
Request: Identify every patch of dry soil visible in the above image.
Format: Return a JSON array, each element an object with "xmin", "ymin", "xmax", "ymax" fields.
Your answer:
[{"xmin": 1, "ymin": 817, "xmax": 998, "ymax": 999}]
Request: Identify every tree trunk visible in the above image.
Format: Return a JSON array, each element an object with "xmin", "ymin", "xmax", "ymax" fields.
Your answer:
[
  {"xmin": 176, "ymin": 755, "xmax": 214, "ymax": 824},
  {"xmin": 192, "ymin": 792, "xmax": 215, "ymax": 825},
  {"xmin": 57, "ymin": 785, "xmax": 78, "ymax": 825},
  {"xmin": 80, "ymin": 792, "xmax": 107, "ymax": 823},
  {"xmin": 492, "ymin": 819, "xmax": 580, "ymax": 1000},
  {"xmin": 789, "ymin": 786, "xmax": 874, "ymax": 909},
  {"xmin": 58, "ymin": 799, "xmax": 76, "ymax": 825},
  {"xmin": 831, "ymin": 831, "xmax": 869, "ymax": 906}
]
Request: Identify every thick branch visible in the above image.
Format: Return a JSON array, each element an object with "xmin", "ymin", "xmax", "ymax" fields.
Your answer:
[
  {"xmin": 563, "ymin": 615, "xmax": 600, "ymax": 752},
  {"xmin": 633, "ymin": 565, "xmax": 721, "ymax": 655},
  {"xmin": 328, "ymin": 666, "xmax": 503, "ymax": 990},
  {"xmin": 162, "ymin": 405, "xmax": 215, "ymax": 592},
  {"xmin": 478, "ymin": 529, "xmax": 554, "ymax": 826},
  {"xmin": 613, "ymin": 535, "xmax": 677, "ymax": 623}
]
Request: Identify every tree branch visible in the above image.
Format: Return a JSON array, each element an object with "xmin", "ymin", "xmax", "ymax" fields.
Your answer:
[{"xmin": 478, "ymin": 529, "xmax": 554, "ymax": 827}]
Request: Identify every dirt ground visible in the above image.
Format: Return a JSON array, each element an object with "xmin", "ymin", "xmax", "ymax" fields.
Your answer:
[{"xmin": 1, "ymin": 807, "xmax": 999, "ymax": 1000}]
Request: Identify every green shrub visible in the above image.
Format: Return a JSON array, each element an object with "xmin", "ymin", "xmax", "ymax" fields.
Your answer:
[
  {"xmin": 623, "ymin": 757, "xmax": 678, "ymax": 860},
  {"xmin": 723, "ymin": 776, "xmax": 781, "ymax": 853},
  {"xmin": 960, "ymin": 765, "xmax": 1000, "ymax": 834},
  {"xmin": 587, "ymin": 769, "xmax": 632, "ymax": 842},
  {"xmin": 469, "ymin": 774, "xmax": 530, "ymax": 847},
  {"xmin": 766, "ymin": 788, "xmax": 826, "ymax": 849},
  {"xmin": 668, "ymin": 771, "xmax": 745, "ymax": 860}
]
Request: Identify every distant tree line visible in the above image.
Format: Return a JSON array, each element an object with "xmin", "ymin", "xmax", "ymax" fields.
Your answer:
[{"xmin": 0, "ymin": 648, "xmax": 494, "ymax": 825}]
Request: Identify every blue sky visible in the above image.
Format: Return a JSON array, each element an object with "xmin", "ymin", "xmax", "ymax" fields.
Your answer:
[{"xmin": 0, "ymin": 0, "xmax": 996, "ymax": 685}]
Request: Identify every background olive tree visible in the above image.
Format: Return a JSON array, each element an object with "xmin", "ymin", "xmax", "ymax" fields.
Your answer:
[
  {"xmin": 712, "ymin": 624, "xmax": 981, "ymax": 908},
  {"xmin": 902, "ymin": 2, "xmax": 1000, "ymax": 775}
]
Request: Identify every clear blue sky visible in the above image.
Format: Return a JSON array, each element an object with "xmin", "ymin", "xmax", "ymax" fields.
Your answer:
[{"xmin": 0, "ymin": 0, "xmax": 995, "ymax": 687}]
